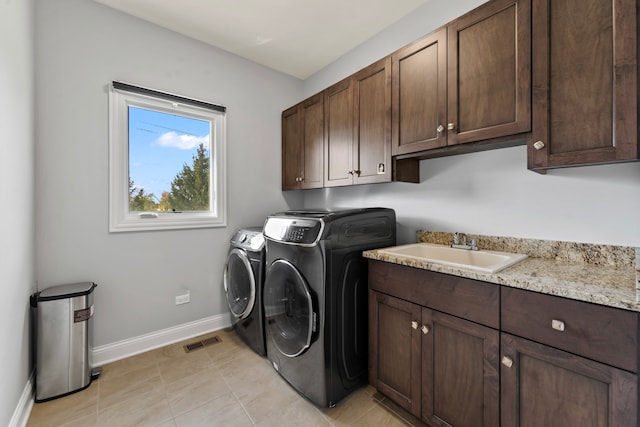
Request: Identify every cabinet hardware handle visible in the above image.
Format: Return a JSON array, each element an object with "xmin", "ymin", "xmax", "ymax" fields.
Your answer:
[
  {"xmin": 501, "ymin": 356, "xmax": 514, "ymax": 368},
  {"xmin": 533, "ymin": 140, "xmax": 545, "ymax": 150},
  {"xmin": 295, "ymin": 177, "xmax": 299, "ymax": 182},
  {"xmin": 348, "ymin": 170, "xmax": 354, "ymax": 175},
  {"xmin": 551, "ymin": 319, "xmax": 565, "ymax": 332},
  {"xmin": 437, "ymin": 124, "xmax": 445, "ymax": 133},
  {"xmin": 447, "ymin": 123, "xmax": 455, "ymax": 131},
  {"xmin": 354, "ymin": 170, "xmax": 361, "ymax": 176},
  {"xmin": 421, "ymin": 325, "xmax": 430, "ymax": 335},
  {"xmin": 411, "ymin": 321, "xmax": 419, "ymax": 330}
]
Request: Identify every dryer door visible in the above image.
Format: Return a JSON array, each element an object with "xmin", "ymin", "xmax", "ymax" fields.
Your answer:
[
  {"xmin": 264, "ymin": 259, "xmax": 316, "ymax": 357},
  {"xmin": 224, "ymin": 249, "xmax": 256, "ymax": 319}
]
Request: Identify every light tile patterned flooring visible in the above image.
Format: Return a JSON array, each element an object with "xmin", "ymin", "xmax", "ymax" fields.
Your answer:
[{"xmin": 27, "ymin": 329, "xmax": 426, "ymax": 426}]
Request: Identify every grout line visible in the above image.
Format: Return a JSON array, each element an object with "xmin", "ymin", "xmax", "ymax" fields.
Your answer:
[{"xmin": 29, "ymin": 330, "xmax": 416, "ymax": 427}]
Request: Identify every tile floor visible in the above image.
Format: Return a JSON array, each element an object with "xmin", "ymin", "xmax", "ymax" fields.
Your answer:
[{"xmin": 27, "ymin": 329, "xmax": 426, "ymax": 426}]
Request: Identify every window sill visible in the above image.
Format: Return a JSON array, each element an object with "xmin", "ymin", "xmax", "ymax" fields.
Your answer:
[{"xmin": 109, "ymin": 213, "xmax": 226, "ymax": 233}]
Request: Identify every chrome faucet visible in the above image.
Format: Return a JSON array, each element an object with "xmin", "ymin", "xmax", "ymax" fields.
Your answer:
[{"xmin": 451, "ymin": 232, "xmax": 479, "ymax": 251}]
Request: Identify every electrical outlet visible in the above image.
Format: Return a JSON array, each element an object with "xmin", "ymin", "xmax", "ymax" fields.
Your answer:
[{"xmin": 175, "ymin": 291, "xmax": 190, "ymax": 305}]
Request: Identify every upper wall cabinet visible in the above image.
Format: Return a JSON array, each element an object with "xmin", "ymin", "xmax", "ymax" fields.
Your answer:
[
  {"xmin": 324, "ymin": 78, "xmax": 354, "ymax": 187},
  {"xmin": 392, "ymin": 29, "xmax": 447, "ymax": 155},
  {"xmin": 325, "ymin": 57, "xmax": 392, "ymax": 187},
  {"xmin": 392, "ymin": 0, "xmax": 531, "ymax": 156},
  {"xmin": 528, "ymin": 0, "xmax": 638, "ymax": 171},
  {"xmin": 352, "ymin": 57, "xmax": 393, "ymax": 185},
  {"xmin": 448, "ymin": 0, "xmax": 531, "ymax": 145},
  {"xmin": 281, "ymin": 93, "xmax": 324, "ymax": 190}
]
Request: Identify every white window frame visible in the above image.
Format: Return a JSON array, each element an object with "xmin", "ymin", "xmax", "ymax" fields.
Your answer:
[{"xmin": 108, "ymin": 83, "xmax": 227, "ymax": 232}]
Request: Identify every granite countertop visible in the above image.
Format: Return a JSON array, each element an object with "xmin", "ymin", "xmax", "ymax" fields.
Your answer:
[{"xmin": 363, "ymin": 231, "xmax": 640, "ymax": 312}]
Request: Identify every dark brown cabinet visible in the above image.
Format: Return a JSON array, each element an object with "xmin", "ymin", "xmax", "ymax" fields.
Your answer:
[
  {"xmin": 392, "ymin": 0, "xmax": 531, "ymax": 157},
  {"xmin": 368, "ymin": 293, "xmax": 500, "ymax": 426},
  {"xmin": 281, "ymin": 93, "xmax": 324, "ymax": 190},
  {"xmin": 392, "ymin": 29, "xmax": 447, "ymax": 155},
  {"xmin": 352, "ymin": 57, "xmax": 392, "ymax": 185},
  {"xmin": 448, "ymin": 0, "xmax": 531, "ymax": 146},
  {"xmin": 368, "ymin": 292, "xmax": 421, "ymax": 416},
  {"xmin": 283, "ymin": 0, "xmax": 639, "ymax": 189},
  {"xmin": 501, "ymin": 287, "xmax": 639, "ymax": 426},
  {"xmin": 501, "ymin": 333, "xmax": 637, "ymax": 427},
  {"xmin": 370, "ymin": 260, "xmax": 640, "ymax": 426},
  {"xmin": 324, "ymin": 78, "xmax": 353, "ymax": 187},
  {"xmin": 368, "ymin": 261, "xmax": 500, "ymax": 426},
  {"xmin": 422, "ymin": 310, "xmax": 499, "ymax": 427},
  {"xmin": 528, "ymin": 0, "xmax": 638, "ymax": 171},
  {"xmin": 325, "ymin": 57, "xmax": 392, "ymax": 187}
]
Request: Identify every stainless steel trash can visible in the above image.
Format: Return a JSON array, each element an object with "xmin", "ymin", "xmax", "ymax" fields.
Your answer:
[{"xmin": 31, "ymin": 282, "xmax": 101, "ymax": 402}]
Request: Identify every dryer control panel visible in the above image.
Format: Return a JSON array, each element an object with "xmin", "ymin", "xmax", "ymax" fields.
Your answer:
[{"xmin": 263, "ymin": 217, "xmax": 323, "ymax": 246}]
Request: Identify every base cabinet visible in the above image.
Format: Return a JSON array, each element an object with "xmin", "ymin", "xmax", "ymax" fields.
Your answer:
[
  {"xmin": 369, "ymin": 260, "xmax": 640, "ymax": 426},
  {"xmin": 368, "ymin": 262, "xmax": 500, "ymax": 427},
  {"xmin": 368, "ymin": 291, "xmax": 421, "ymax": 416},
  {"xmin": 501, "ymin": 333, "xmax": 638, "ymax": 427},
  {"xmin": 422, "ymin": 310, "xmax": 499, "ymax": 427}
]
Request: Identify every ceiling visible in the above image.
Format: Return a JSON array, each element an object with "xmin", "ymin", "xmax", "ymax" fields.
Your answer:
[{"xmin": 93, "ymin": 0, "xmax": 428, "ymax": 79}]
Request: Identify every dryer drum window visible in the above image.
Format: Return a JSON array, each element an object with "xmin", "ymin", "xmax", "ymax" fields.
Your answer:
[
  {"xmin": 264, "ymin": 259, "xmax": 315, "ymax": 357},
  {"xmin": 223, "ymin": 249, "xmax": 256, "ymax": 319}
]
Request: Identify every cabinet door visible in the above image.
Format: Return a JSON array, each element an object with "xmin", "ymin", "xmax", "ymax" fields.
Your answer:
[
  {"xmin": 324, "ymin": 78, "xmax": 354, "ymax": 187},
  {"xmin": 422, "ymin": 310, "xmax": 500, "ymax": 427},
  {"xmin": 300, "ymin": 94, "xmax": 324, "ymax": 189},
  {"xmin": 447, "ymin": 0, "xmax": 531, "ymax": 145},
  {"xmin": 528, "ymin": 0, "xmax": 637, "ymax": 170},
  {"xmin": 501, "ymin": 333, "xmax": 638, "ymax": 427},
  {"xmin": 353, "ymin": 57, "xmax": 392, "ymax": 184},
  {"xmin": 281, "ymin": 104, "xmax": 302, "ymax": 190},
  {"xmin": 392, "ymin": 28, "xmax": 447, "ymax": 155},
  {"xmin": 368, "ymin": 291, "xmax": 422, "ymax": 417}
]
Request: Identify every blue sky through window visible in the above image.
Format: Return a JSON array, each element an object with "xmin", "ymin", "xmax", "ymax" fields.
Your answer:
[{"xmin": 128, "ymin": 106, "xmax": 210, "ymax": 200}]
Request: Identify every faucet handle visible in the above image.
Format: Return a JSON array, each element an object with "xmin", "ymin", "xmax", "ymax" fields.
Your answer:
[{"xmin": 452, "ymin": 232, "xmax": 467, "ymax": 245}]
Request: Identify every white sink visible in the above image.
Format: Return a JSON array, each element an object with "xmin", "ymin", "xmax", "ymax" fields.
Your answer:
[{"xmin": 377, "ymin": 243, "xmax": 528, "ymax": 273}]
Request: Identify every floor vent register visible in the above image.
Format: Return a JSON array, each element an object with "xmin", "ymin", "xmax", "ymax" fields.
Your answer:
[{"xmin": 183, "ymin": 335, "xmax": 222, "ymax": 353}]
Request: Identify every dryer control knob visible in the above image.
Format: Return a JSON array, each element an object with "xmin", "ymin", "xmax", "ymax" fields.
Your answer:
[{"xmin": 239, "ymin": 234, "xmax": 247, "ymax": 243}]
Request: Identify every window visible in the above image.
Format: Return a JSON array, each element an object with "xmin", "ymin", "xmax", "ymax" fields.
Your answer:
[{"xmin": 109, "ymin": 82, "xmax": 226, "ymax": 232}]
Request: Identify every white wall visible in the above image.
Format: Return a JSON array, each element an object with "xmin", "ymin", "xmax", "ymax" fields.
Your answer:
[
  {"xmin": 302, "ymin": 0, "xmax": 640, "ymax": 247},
  {"xmin": 0, "ymin": 0, "xmax": 35, "ymax": 424},
  {"xmin": 35, "ymin": 0, "xmax": 303, "ymax": 347},
  {"xmin": 304, "ymin": 0, "xmax": 486, "ymax": 96},
  {"xmin": 304, "ymin": 147, "xmax": 640, "ymax": 246}
]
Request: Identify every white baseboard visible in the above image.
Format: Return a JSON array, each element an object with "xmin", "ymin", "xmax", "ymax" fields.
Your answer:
[
  {"xmin": 12, "ymin": 314, "xmax": 231, "ymax": 426},
  {"xmin": 9, "ymin": 373, "xmax": 34, "ymax": 427},
  {"xmin": 93, "ymin": 313, "xmax": 232, "ymax": 366}
]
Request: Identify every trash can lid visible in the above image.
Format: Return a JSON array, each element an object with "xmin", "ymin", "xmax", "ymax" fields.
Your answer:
[{"xmin": 37, "ymin": 282, "xmax": 97, "ymax": 301}]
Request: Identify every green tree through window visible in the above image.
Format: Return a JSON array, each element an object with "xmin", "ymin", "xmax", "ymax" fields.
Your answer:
[
  {"xmin": 129, "ymin": 144, "xmax": 210, "ymax": 212},
  {"xmin": 168, "ymin": 143, "xmax": 210, "ymax": 211}
]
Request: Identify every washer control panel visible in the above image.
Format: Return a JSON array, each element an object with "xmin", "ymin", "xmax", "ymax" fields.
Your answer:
[
  {"xmin": 263, "ymin": 217, "xmax": 323, "ymax": 246},
  {"xmin": 231, "ymin": 228, "xmax": 265, "ymax": 251}
]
